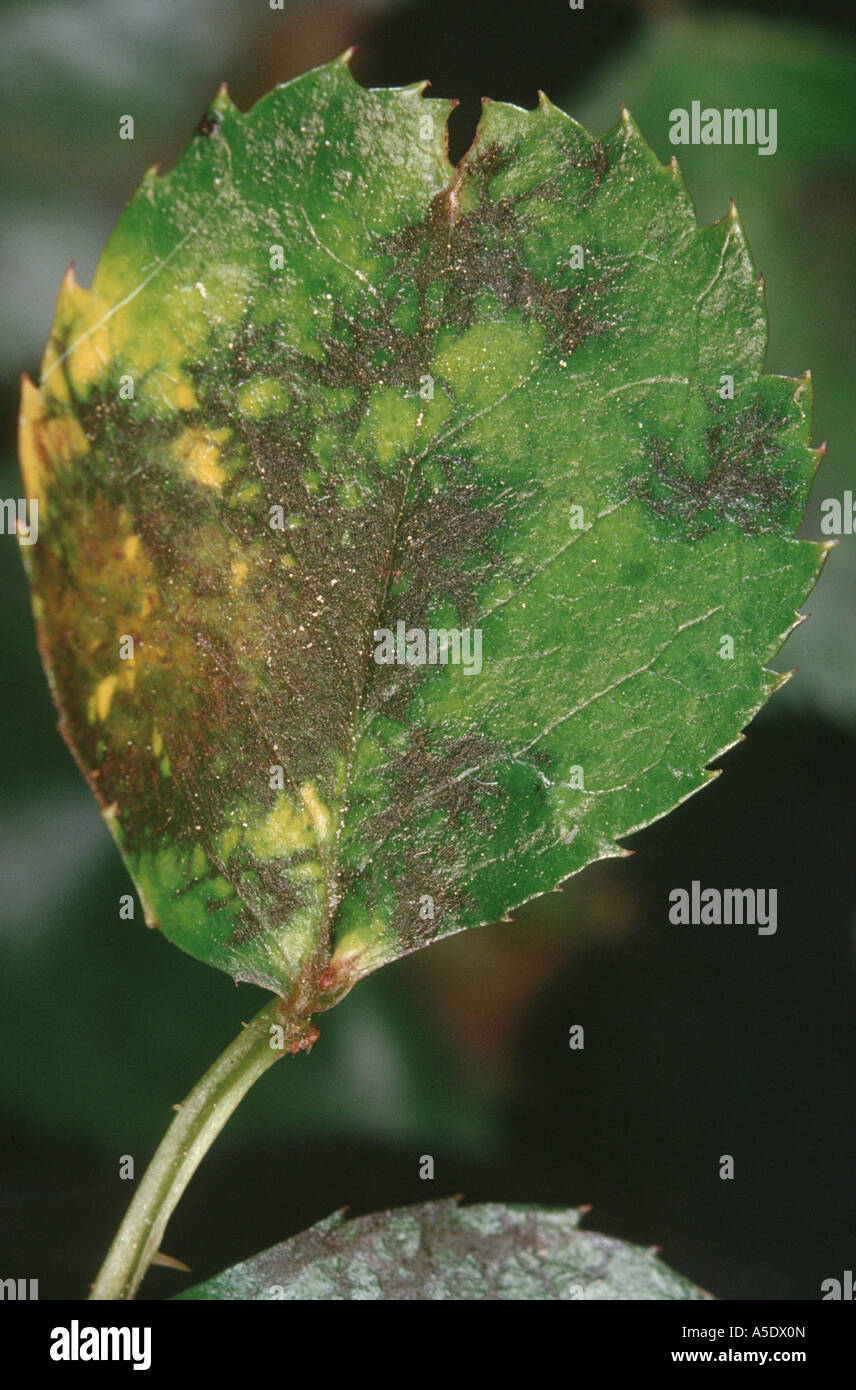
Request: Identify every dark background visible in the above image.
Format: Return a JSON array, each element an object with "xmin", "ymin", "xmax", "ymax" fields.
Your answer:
[{"xmin": 1, "ymin": 0, "xmax": 854, "ymax": 1300}]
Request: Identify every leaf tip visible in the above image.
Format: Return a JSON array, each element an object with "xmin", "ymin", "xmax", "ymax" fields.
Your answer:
[
  {"xmin": 399, "ymin": 78, "xmax": 432, "ymax": 97},
  {"xmin": 768, "ymin": 669, "xmax": 795, "ymax": 694},
  {"xmin": 19, "ymin": 370, "xmax": 38, "ymax": 401},
  {"xmin": 210, "ymin": 83, "xmax": 238, "ymax": 119},
  {"xmin": 18, "ymin": 373, "xmax": 43, "ymax": 496},
  {"xmin": 618, "ymin": 104, "xmax": 644, "ymax": 140},
  {"xmin": 774, "ymin": 667, "xmax": 799, "ymax": 693}
]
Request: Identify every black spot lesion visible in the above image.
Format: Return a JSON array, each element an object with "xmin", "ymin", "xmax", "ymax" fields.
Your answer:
[
  {"xmin": 351, "ymin": 726, "xmax": 503, "ymax": 950},
  {"xmin": 315, "ymin": 306, "xmax": 435, "ymax": 400},
  {"xmin": 440, "ymin": 199, "xmax": 621, "ymax": 353},
  {"xmin": 574, "ymin": 139, "xmax": 610, "ymax": 209},
  {"xmin": 179, "ymin": 311, "xmax": 515, "ymax": 733},
  {"xmin": 465, "ymin": 139, "xmax": 515, "ymax": 192},
  {"xmin": 226, "ymin": 862, "xmax": 311, "ymax": 947},
  {"xmin": 365, "ymin": 458, "xmax": 509, "ymax": 720},
  {"xmin": 366, "ymin": 727, "xmax": 501, "ymax": 843},
  {"xmin": 375, "ymin": 139, "xmax": 622, "ymax": 356},
  {"xmin": 631, "ymin": 400, "xmax": 797, "ymax": 540},
  {"xmin": 465, "ymin": 132, "xmax": 609, "ymax": 211}
]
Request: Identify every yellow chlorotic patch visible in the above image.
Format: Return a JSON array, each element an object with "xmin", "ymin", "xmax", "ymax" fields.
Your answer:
[
  {"xmin": 91, "ymin": 674, "xmax": 119, "ymax": 722},
  {"xmin": 237, "ymin": 376, "xmax": 288, "ymax": 418},
  {"xmin": 100, "ymin": 280, "xmax": 210, "ymax": 414},
  {"xmin": 332, "ymin": 915, "xmax": 393, "ymax": 975},
  {"xmin": 172, "ymin": 426, "xmax": 230, "ymax": 489},
  {"xmin": 220, "ymin": 827, "xmax": 242, "ymax": 859},
  {"xmin": 358, "ymin": 386, "xmax": 420, "ymax": 467},
  {"xmin": 40, "ymin": 270, "xmax": 113, "ymax": 395},
  {"xmin": 152, "ymin": 730, "xmax": 163, "ymax": 757},
  {"xmin": 68, "ymin": 324, "xmax": 112, "ymax": 394},
  {"xmin": 43, "ymin": 414, "xmax": 88, "ymax": 465},
  {"xmin": 291, "ymin": 859, "xmax": 325, "ymax": 882},
  {"xmin": 18, "ymin": 382, "xmax": 89, "ymax": 499},
  {"xmin": 231, "ymin": 558, "xmax": 249, "ymax": 588},
  {"xmin": 206, "ymin": 876, "xmax": 234, "ymax": 902},
  {"xmin": 123, "ymin": 535, "xmax": 141, "ymax": 563},
  {"xmin": 18, "ymin": 378, "xmax": 47, "ymax": 497},
  {"xmin": 232, "ymin": 481, "xmax": 263, "ymax": 505},
  {"xmin": 39, "ymin": 356, "xmax": 70, "ymax": 406},
  {"xmin": 299, "ymin": 782, "xmax": 331, "ymax": 843},
  {"xmin": 432, "ymin": 317, "xmax": 544, "ymax": 409},
  {"xmin": 149, "ymin": 372, "xmax": 202, "ymax": 415},
  {"xmin": 246, "ymin": 791, "xmax": 319, "ymax": 861},
  {"xmin": 148, "ymin": 374, "xmax": 201, "ymax": 414},
  {"xmin": 330, "ymin": 937, "xmax": 363, "ymax": 966}
]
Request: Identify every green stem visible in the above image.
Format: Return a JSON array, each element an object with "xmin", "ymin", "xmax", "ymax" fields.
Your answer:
[{"xmin": 89, "ymin": 995, "xmax": 313, "ymax": 1301}]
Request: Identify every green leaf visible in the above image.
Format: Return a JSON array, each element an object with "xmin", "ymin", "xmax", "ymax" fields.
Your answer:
[
  {"xmin": 173, "ymin": 1198, "xmax": 710, "ymax": 1300},
  {"xmin": 19, "ymin": 56, "xmax": 823, "ymax": 1012},
  {"xmin": 568, "ymin": 8, "xmax": 856, "ymax": 725}
]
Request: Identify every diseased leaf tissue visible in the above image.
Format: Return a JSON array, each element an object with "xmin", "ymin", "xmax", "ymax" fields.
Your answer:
[
  {"xmin": 175, "ymin": 1199, "xmax": 711, "ymax": 1301},
  {"xmin": 19, "ymin": 56, "xmax": 823, "ymax": 1021}
]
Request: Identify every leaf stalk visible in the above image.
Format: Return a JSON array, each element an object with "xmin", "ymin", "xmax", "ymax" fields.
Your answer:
[{"xmin": 89, "ymin": 995, "xmax": 316, "ymax": 1300}]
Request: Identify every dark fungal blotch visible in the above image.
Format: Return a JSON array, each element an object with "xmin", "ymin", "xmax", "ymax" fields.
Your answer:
[
  {"xmin": 378, "ymin": 141, "xmax": 622, "ymax": 354},
  {"xmin": 349, "ymin": 727, "xmax": 503, "ymax": 952},
  {"xmin": 631, "ymin": 401, "xmax": 798, "ymax": 540}
]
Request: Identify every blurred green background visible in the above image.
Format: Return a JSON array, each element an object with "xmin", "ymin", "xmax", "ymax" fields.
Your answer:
[{"xmin": 1, "ymin": 0, "xmax": 854, "ymax": 1300}]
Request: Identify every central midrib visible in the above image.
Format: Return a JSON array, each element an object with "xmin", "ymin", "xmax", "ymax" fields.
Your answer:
[{"xmin": 315, "ymin": 171, "xmax": 463, "ymax": 961}]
